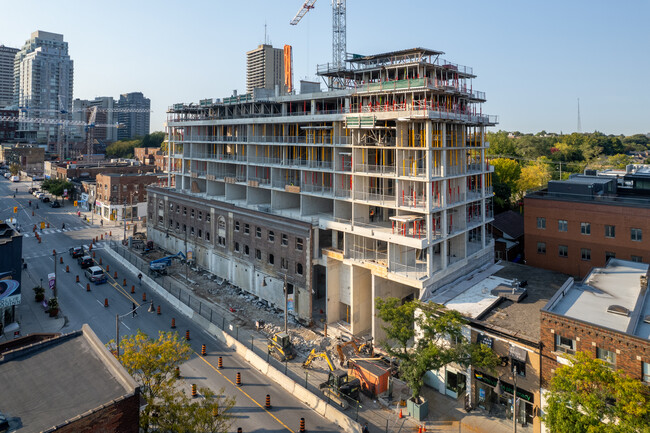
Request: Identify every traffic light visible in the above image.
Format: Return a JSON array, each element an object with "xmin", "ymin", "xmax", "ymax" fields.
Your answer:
[{"xmin": 13, "ymin": 207, "xmax": 18, "ymax": 213}]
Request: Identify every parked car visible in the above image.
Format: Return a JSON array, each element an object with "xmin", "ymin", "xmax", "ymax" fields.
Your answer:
[
  {"xmin": 69, "ymin": 246, "xmax": 84, "ymax": 258},
  {"xmin": 85, "ymin": 266, "xmax": 107, "ymax": 284},
  {"xmin": 77, "ymin": 256, "xmax": 94, "ymax": 268},
  {"xmin": 42, "ymin": 197, "xmax": 50, "ymax": 203},
  {"xmin": 50, "ymin": 201, "xmax": 60, "ymax": 208},
  {"xmin": 28, "ymin": 187, "xmax": 35, "ymax": 193}
]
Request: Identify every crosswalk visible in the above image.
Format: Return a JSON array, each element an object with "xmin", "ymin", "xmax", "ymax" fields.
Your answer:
[
  {"xmin": 22, "ymin": 226, "xmax": 87, "ymax": 238},
  {"xmin": 22, "ymin": 241, "xmax": 108, "ymax": 260}
]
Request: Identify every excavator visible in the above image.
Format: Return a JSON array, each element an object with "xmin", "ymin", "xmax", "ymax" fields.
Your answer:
[
  {"xmin": 302, "ymin": 348, "xmax": 336, "ymax": 371},
  {"xmin": 267, "ymin": 332, "xmax": 296, "ymax": 362},
  {"xmin": 319, "ymin": 369, "xmax": 361, "ymax": 410},
  {"xmin": 335, "ymin": 337, "xmax": 374, "ymax": 367}
]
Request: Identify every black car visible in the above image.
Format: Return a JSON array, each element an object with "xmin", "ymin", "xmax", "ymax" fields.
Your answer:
[
  {"xmin": 69, "ymin": 246, "xmax": 84, "ymax": 258},
  {"xmin": 78, "ymin": 256, "xmax": 94, "ymax": 268},
  {"xmin": 50, "ymin": 201, "xmax": 60, "ymax": 208},
  {"xmin": 42, "ymin": 197, "xmax": 50, "ymax": 203}
]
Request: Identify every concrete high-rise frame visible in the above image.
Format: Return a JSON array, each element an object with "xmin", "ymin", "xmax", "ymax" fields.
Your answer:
[
  {"xmin": 0, "ymin": 45, "xmax": 19, "ymax": 108},
  {"xmin": 152, "ymin": 48, "xmax": 497, "ymax": 341}
]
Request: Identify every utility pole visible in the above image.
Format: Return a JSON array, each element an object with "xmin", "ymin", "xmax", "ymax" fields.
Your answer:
[
  {"xmin": 123, "ymin": 199, "xmax": 127, "ymax": 241},
  {"xmin": 513, "ymin": 365, "xmax": 518, "ymax": 433},
  {"xmin": 53, "ymin": 249, "xmax": 57, "ymax": 298},
  {"xmin": 284, "ymin": 274, "xmax": 288, "ymax": 333}
]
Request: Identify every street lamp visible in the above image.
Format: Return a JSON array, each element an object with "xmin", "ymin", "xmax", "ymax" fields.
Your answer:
[{"xmin": 495, "ymin": 365, "xmax": 519, "ymax": 433}]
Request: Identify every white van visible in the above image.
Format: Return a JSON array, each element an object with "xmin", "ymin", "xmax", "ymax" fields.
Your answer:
[{"xmin": 10, "ymin": 175, "xmax": 19, "ymax": 182}]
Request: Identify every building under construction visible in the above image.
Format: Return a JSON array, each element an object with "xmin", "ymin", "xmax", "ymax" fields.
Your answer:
[{"xmin": 147, "ymin": 47, "xmax": 497, "ymax": 340}]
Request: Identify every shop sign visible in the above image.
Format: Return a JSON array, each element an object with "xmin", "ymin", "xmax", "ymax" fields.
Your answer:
[
  {"xmin": 474, "ymin": 371, "xmax": 534, "ymax": 403},
  {"xmin": 477, "ymin": 333, "xmax": 493, "ymax": 348}
]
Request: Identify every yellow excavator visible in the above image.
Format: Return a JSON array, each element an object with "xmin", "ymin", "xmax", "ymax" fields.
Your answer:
[
  {"xmin": 335, "ymin": 337, "xmax": 374, "ymax": 367},
  {"xmin": 267, "ymin": 332, "xmax": 296, "ymax": 362},
  {"xmin": 302, "ymin": 348, "xmax": 336, "ymax": 371}
]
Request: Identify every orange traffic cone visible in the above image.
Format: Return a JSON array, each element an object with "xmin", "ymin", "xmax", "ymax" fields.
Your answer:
[{"xmin": 399, "ymin": 409, "xmax": 403, "ymax": 419}]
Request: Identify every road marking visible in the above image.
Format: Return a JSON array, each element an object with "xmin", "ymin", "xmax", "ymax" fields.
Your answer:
[
  {"xmin": 99, "ymin": 262, "xmax": 140, "ymax": 306},
  {"xmin": 122, "ymin": 322, "xmax": 131, "ymax": 330},
  {"xmin": 96, "ymin": 299, "xmax": 105, "ymax": 307},
  {"xmin": 196, "ymin": 352, "xmax": 295, "ymax": 433}
]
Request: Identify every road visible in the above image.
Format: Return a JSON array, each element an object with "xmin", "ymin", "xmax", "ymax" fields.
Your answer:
[{"xmin": 2, "ymin": 176, "xmax": 341, "ymax": 433}]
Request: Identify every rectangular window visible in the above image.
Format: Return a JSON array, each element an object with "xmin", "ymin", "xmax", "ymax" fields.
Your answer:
[
  {"xmin": 296, "ymin": 237, "xmax": 304, "ymax": 251},
  {"xmin": 206, "ymin": 231, "xmax": 210, "ymax": 241},
  {"xmin": 643, "ymin": 362, "xmax": 650, "ymax": 384},
  {"xmin": 206, "ymin": 213, "xmax": 211, "ymax": 222},
  {"xmin": 512, "ymin": 359, "xmax": 526, "ymax": 377},
  {"xmin": 234, "ymin": 242, "xmax": 240, "ymax": 252},
  {"xmin": 537, "ymin": 217, "xmax": 546, "ymax": 229},
  {"xmin": 631, "ymin": 228, "xmax": 642, "ymax": 242},
  {"xmin": 596, "ymin": 347, "xmax": 616, "ymax": 366},
  {"xmin": 605, "ymin": 225, "xmax": 615, "ymax": 238},
  {"xmin": 218, "ymin": 236, "xmax": 225, "ymax": 247},
  {"xmin": 555, "ymin": 334, "xmax": 576, "ymax": 354},
  {"xmin": 244, "ymin": 245, "xmax": 249, "ymax": 256},
  {"xmin": 268, "ymin": 231, "xmax": 275, "ymax": 242},
  {"xmin": 234, "ymin": 221, "xmax": 240, "ymax": 232},
  {"xmin": 581, "ymin": 248, "xmax": 591, "ymax": 261},
  {"xmin": 255, "ymin": 249, "xmax": 261, "ymax": 260},
  {"xmin": 198, "ymin": 211, "xmax": 202, "ymax": 221},
  {"xmin": 631, "ymin": 255, "xmax": 642, "ymax": 263},
  {"xmin": 198, "ymin": 229, "xmax": 202, "ymax": 238},
  {"xmin": 191, "ymin": 209, "xmax": 195, "ymax": 218},
  {"xmin": 183, "ymin": 207, "xmax": 187, "ymax": 216},
  {"xmin": 296, "ymin": 262, "xmax": 303, "ymax": 275},
  {"xmin": 606, "ymin": 251, "xmax": 616, "ymax": 261},
  {"xmin": 190, "ymin": 227, "xmax": 194, "ymax": 236},
  {"xmin": 281, "ymin": 234, "xmax": 288, "ymax": 246},
  {"xmin": 559, "ymin": 245, "xmax": 568, "ymax": 258},
  {"xmin": 537, "ymin": 242, "xmax": 546, "ymax": 254},
  {"xmin": 256, "ymin": 227, "xmax": 262, "ymax": 238},
  {"xmin": 268, "ymin": 253, "xmax": 274, "ymax": 265},
  {"xmin": 580, "ymin": 222, "xmax": 591, "ymax": 235},
  {"xmin": 558, "ymin": 220, "xmax": 567, "ymax": 232},
  {"xmin": 244, "ymin": 224, "xmax": 250, "ymax": 235},
  {"xmin": 281, "ymin": 257, "xmax": 288, "ymax": 270}
]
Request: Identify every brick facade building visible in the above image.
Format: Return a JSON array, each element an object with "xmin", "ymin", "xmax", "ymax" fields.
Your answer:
[
  {"xmin": 96, "ymin": 173, "xmax": 161, "ymax": 222},
  {"xmin": 147, "ymin": 186, "xmax": 316, "ymax": 321},
  {"xmin": 540, "ymin": 259, "xmax": 650, "ymax": 390},
  {"xmin": 525, "ymin": 172, "xmax": 650, "ymax": 278},
  {"xmin": 55, "ymin": 162, "xmax": 156, "ymax": 181}
]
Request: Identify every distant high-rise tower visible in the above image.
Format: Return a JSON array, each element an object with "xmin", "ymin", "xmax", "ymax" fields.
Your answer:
[
  {"xmin": 72, "ymin": 96, "xmax": 118, "ymax": 144},
  {"xmin": 0, "ymin": 45, "xmax": 19, "ymax": 108},
  {"xmin": 246, "ymin": 44, "xmax": 284, "ymax": 94},
  {"xmin": 13, "ymin": 31, "xmax": 74, "ymax": 145},
  {"xmin": 117, "ymin": 92, "xmax": 150, "ymax": 140}
]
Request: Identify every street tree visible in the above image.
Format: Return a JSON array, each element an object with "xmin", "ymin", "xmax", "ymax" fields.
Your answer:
[
  {"xmin": 110, "ymin": 330, "xmax": 235, "ymax": 433},
  {"xmin": 544, "ymin": 351, "xmax": 650, "ymax": 433},
  {"xmin": 375, "ymin": 298, "xmax": 499, "ymax": 403},
  {"xmin": 41, "ymin": 178, "xmax": 73, "ymax": 202},
  {"xmin": 9, "ymin": 163, "xmax": 20, "ymax": 176},
  {"xmin": 515, "ymin": 158, "xmax": 552, "ymax": 200}
]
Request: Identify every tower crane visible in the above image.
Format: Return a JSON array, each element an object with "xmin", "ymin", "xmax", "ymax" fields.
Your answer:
[{"xmin": 290, "ymin": 0, "xmax": 347, "ymax": 88}]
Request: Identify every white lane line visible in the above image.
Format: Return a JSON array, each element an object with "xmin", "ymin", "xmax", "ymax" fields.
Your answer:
[
  {"xmin": 122, "ymin": 322, "xmax": 131, "ymax": 330},
  {"xmin": 96, "ymin": 299, "xmax": 105, "ymax": 307}
]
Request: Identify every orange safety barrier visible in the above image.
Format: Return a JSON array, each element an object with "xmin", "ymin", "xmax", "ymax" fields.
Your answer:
[
  {"xmin": 104, "ymin": 298, "xmax": 109, "ymax": 307},
  {"xmin": 171, "ymin": 318, "xmax": 176, "ymax": 328}
]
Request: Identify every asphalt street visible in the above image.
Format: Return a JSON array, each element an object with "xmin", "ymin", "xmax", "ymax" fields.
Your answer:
[{"xmin": 2, "ymin": 176, "xmax": 341, "ymax": 433}]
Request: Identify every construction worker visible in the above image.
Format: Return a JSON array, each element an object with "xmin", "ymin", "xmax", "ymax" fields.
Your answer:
[
  {"xmin": 138, "ymin": 273, "xmax": 143, "ymax": 286},
  {"xmin": 62, "ymin": 222, "xmax": 65, "ymax": 230}
]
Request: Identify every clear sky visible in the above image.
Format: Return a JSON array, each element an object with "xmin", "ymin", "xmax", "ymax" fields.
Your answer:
[{"xmin": 2, "ymin": 0, "xmax": 648, "ymax": 136}]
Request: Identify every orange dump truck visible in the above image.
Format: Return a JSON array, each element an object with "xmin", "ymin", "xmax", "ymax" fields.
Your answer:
[{"xmin": 348, "ymin": 359, "xmax": 390, "ymax": 397}]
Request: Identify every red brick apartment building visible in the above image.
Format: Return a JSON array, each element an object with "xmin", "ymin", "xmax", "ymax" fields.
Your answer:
[
  {"xmin": 525, "ymin": 168, "xmax": 650, "ymax": 278},
  {"xmin": 96, "ymin": 172, "xmax": 162, "ymax": 222},
  {"xmin": 540, "ymin": 258, "xmax": 650, "ymax": 391}
]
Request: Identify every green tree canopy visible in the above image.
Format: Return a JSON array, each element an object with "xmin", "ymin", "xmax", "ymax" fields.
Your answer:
[
  {"xmin": 544, "ymin": 351, "xmax": 650, "ymax": 433},
  {"xmin": 41, "ymin": 178, "xmax": 74, "ymax": 199},
  {"xmin": 106, "ymin": 131, "xmax": 166, "ymax": 158},
  {"xmin": 110, "ymin": 330, "xmax": 234, "ymax": 433},
  {"xmin": 375, "ymin": 298, "xmax": 499, "ymax": 402},
  {"xmin": 515, "ymin": 158, "xmax": 552, "ymax": 199},
  {"xmin": 9, "ymin": 163, "xmax": 20, "ymax": 176}
]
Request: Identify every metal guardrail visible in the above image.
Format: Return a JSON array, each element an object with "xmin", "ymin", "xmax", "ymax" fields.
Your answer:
[{"xmin": 109, "ymin": 241, "xmax": 364, "ymax": 421}]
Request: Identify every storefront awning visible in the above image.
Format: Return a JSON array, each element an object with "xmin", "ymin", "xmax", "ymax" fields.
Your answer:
[{"xmin": 509, "ymin": 345, "xmax": 527, "ymax": 363}]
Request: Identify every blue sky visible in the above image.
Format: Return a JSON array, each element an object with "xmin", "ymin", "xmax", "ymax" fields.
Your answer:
[{"xmin": 2, "ymin": 0, "xmax": 648, "ymax": 135}]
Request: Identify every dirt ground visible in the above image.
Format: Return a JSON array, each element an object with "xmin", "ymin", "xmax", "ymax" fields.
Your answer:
[{"xmin": 141, "ymin": 246, "xmax": 344, "ymax": 367}]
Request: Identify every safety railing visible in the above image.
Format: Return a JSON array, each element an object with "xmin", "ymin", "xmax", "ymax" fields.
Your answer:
[
  {"xmin": 354, "ymin": 163, "xmax": 396, "ymax": 175},
  {"xmin": 389, "ymin": 262, "xmax": 428, "ymax": 279}
]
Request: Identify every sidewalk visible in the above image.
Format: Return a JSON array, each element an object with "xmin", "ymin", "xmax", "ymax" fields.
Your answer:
[{"xmin": 9, "ymin": 267, "xmax": 65, "ymax": 338}]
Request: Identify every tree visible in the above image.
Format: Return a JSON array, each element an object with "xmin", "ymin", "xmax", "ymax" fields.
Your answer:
[
  {"xmin": 142, "ymin": 131, "xmax": 165, "ymax": 148},
  {"xmin": 606, "ymin": 154, "xmax": 632, "ymax": 170},
  {"xmin": 375, "ymin": 298, "xmax": 499, "ymax": 402},
  {"xmin": 491, "ymin": 158, "xmax": 521, "ymax": 194},
  {"xmin": 486, "ymin": 131, "xmax": 517, "ymax": 156},
  {"xmin": 110, "ymin": 330, "xmax": 235, "ymax": 433},
  {"xmin": 41, "ymin": 178, "xmax": 74, "ymax": 201},
  {"xmin": 515, "ymin": 158, "xmax": 552, "ymax": 199},
  {"xmin": 544, "ymin": 351, "xmax": 650, "ymax": 433},
  {"xmin": 9, "ymin": 163, "xmax": 20, "ymax": 176}
]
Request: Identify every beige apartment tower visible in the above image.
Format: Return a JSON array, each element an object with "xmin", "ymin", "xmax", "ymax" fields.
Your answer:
[{"xmin": 246, "ymin": 44, "xmax": 284, "ymax": 94}]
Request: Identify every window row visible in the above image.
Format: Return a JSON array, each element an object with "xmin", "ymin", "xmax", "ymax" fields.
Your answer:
[
  {"xmin": 166, "ymin": 202, "xmax": 211, "ymax": 222},
  {"xmin": 167, "ymin": 219, "xmax": 211, "ymax": 241},
  {"xmin": 234, "ymin": 220, "xmax": 303, "ymax": 251},
  {"xmin": 537, "ymin": 217, "xmax": 642, "ymax": 241},
  {"xmin": 233, "ymin": 241, "xmax": 304, "ymax": 275},
  {"xmin": 537, "ymin": 242, "xmax": 642, "ymax": 262},
  {"xmin": 554, "ymin": 335, "xmax": 623, "ymax": 369}
]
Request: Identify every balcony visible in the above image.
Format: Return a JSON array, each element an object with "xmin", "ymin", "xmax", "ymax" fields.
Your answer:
[
  {"xmin": 302, "ymin": 184, "xmax": 333, "ymax": 196},
  {"xmin": 354, "ymin": 191, "xmax": 396, "ymax": 205},
  {"xmin": 389, "ymin": 262, "xmax": 428, "ymax": 280},
  {"xmin": 354, "ymin": 163, "xmax": 396, "ymax": 175}
]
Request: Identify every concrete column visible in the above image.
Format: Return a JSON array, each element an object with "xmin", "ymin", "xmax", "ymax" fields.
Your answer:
[{"xmin": 311, "ymin": 100, "xmax": 316, "ymax": 115}]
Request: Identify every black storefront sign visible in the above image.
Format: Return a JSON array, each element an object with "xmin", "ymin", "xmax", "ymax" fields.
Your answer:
[{"xmin": 473, "ymin": 371, "xmax": 534, "ymax": 403}]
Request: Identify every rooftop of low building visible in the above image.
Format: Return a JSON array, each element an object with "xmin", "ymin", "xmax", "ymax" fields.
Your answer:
[
  {"xmin": 0, "ymin": 325, "xmax": 138, "ymax": 433},
  {"xmin": 424, "ymin": 261, "xmax": 572, "ymax": 341},
  {"xmin": 543, "ymin": 258, "xmax": 650, "ymax": 340}
]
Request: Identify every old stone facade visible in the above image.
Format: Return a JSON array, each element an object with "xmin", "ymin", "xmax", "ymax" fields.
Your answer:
[{"xmin": 147, "ymin": 187, "xmax": 315, "ymax": 320}]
